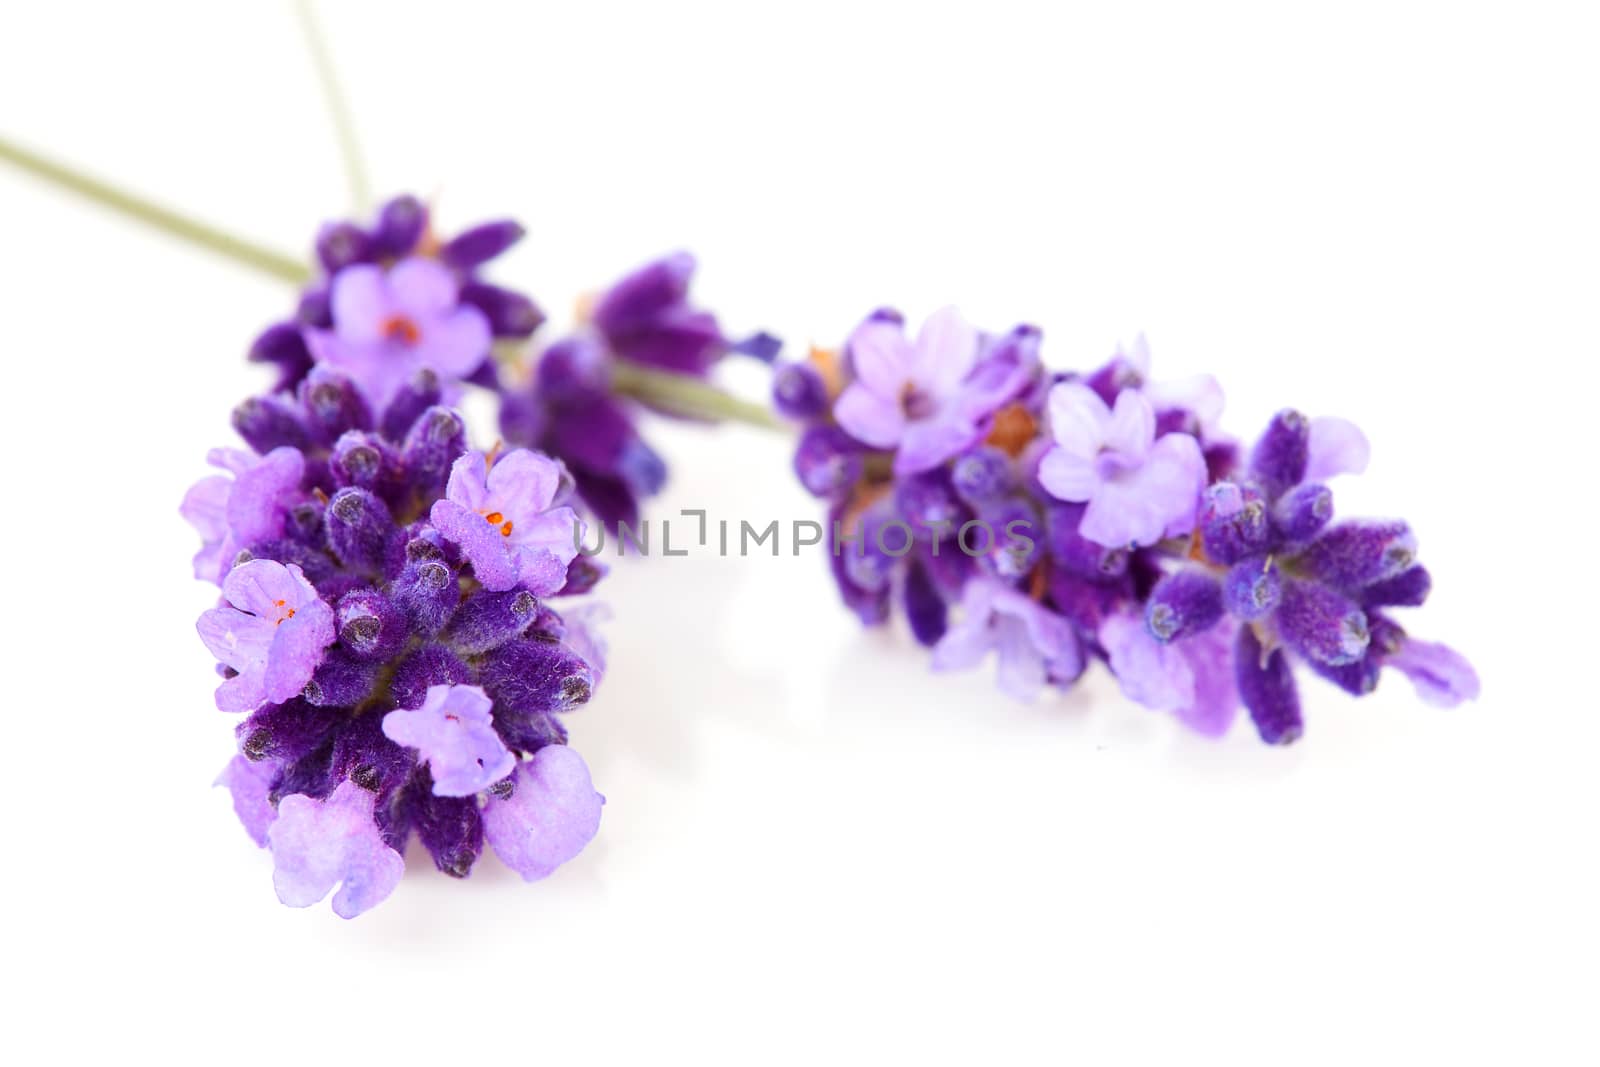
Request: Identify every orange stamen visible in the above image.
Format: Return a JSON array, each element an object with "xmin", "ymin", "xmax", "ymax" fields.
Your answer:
[
  {"xmin": 381, "ymin": 314, "xmax": 422, "ymax": 346},
  {"xmin": 500, "ymin": 521, "xmax": 514, "ymax": 537},
  {"xmin": 984, "ymin": 403, "xmax": 1038, "ymax": 457},
  {"xmin": 485, "ymin": 511, "xmax": 504, "ymax": 524}
]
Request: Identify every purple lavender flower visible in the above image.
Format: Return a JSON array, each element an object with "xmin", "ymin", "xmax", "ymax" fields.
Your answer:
[
  {"xmin": 382, "ymin": 685, "xmax": 515, "ymax": 797},
  {"xmin": 481, "ymin": 745, "xmax": 605, "ymax": 882},
  {"xmin": 1386, "ymin": 638, "xmax": 1481, "ymax": 707},
  {"xmin": 192, "ymin": 368, "xmax": 610, "ymax": 913},
  {"xmin": 834, "ymin": 307, "xmax": 1028, "ymax": 475},
  {"xmin": 932, "ymin": 579, "xmax": 1085, "ymax": 701},
  {"xmin": 267, "ymin": 780, "xmax": 407, "ymax": 918},
  {"xmin": 429, "ymin": 449, "xmax": 581, "ymax": 594},
  {"xmin": 305, "ymin": 258, "xmax": 492, "ymax": 411},
  {"xmin": 181, "ymin": 447, "xmax": 305, "ymax": 585},
  {"xmin": 1037, "ymin": 383, "xmax": 1207, "ymax": 549},
  {"xmin": 1100, "ymin": 612, "xmax": 1240, "ymax": 737},
  {"xmin": 196, "ymin": 559, "xmax": 336, "ymax": 712},
  {"xmin": 779, "ymin": 319, "xmax": 1475, "ymax": 742},
  {"xmin": 250, "ymin": 195, "xmax": 540, "ymax": 394},
  {"xmin": 215, "ymin": 755, "xmax": 279, "ymax": 847},
  {"xmin": 590, "ymin": 251, "xmax": 727, "ymax": 375}
]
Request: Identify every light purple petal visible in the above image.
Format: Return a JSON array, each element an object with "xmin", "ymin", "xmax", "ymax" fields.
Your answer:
[
  {"xmin": 414, "ymin": 305, "xmax": 492, "ymax": 378},
  {"xmin": 848, "ymin": 320, "xmax": 914, "ymax": 397},
  {"xmin": 483, "ymin": 747, "xmax": 605, "ymax": 882},
  {"xmin": 197, "ymin": 605, "xmax": 274, "ymax": 675},
  {"xmin": 910, "ymin": 306, "xmax": 979, "ymax": 395},
  {"xmin": 1046, "ymin": 382, "xmax": 1111, "ymax": 457},
  {"xmin": 1081, "ymin": 432, "xmax": 1206, "ymax": 547},
  {"xmin": 1101, "ymin": 612, "xmax": 1194, "ymax": 711},
  {"xmin": 382, "ymin": 685, "xmax": 515, "ymax": 797},
  {"xmin": 1103, "ymin": 390, "xmax": 1156, "ymax": 460},
  {"xmin": 1037, "ymin": 447, "xmax": 1100, "ymax": 502},
  {"xmin": 329, "ymin": 264, "xmax": 388, "ymax": 343},
  {"xmin": 834, "ymin": 383, "xmax": 907, "ymax": 449},
  {"xmin": 387, "ymin": 257, "xmax": 459, "ymax": 317},
  {"xmin": 1306, "ymin": 416, "xmax": 1371, "ymax": 482},
  {"xmin": 215, "ymin": 756, "xmax": 279, "ymax": 846},
  {"xmin": 430, "ymin": 498, "xmax": 520, "ymax": 591},
  {"xmin": 1387, "ymin": 639, "xmax": 1480, "ymax": 707},
  {"xmin": 261, "ymin": 599, "xmax": 337, "ymax": 704},
  {"xmin": 487, "ymin": 449, "xmax": 563, "ymax": 525},
  {"xmin": 222, "ymin": 558, "xmax": 317, "ymax": 618},
  {"xmin": 1101, "ymin": 612, "xmax": 1238, "ymax": 737},
  {"xmin": 267, "ymin": 780, "xmax": 405, "ymax": 919},
  {"xmin": 893, "ymin": 412, "xmax": 981, "ymax": 475},
  {"xmin": 226, "ymin": 446, "xmax": 304, "ymax": 546},
  {"xmin": 993, "ymin": 616, "xmax": 1048, "ymax": 700},
  {"xmin": 1145, "ymin": 374, "xmax": 1225, "ymax": 430},
  {"xmin": 561, "ymin": 604, "xmax": 612, "ymax": 684},
  {"xmin": 445, "ymin": 451, "xmax": 492, "ymax": 511}
]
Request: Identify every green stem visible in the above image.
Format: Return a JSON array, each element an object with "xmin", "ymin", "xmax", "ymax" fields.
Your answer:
[
  {"xmin": 610, "ymin": 360, "xmax": 789, "ymax": 432},
  {"xmin": 294, "ymin": 0, "xmax": 371, "ymax": 214},
  {"xmin": 0, "ymin": 136, "xmax": 311, "ymax": 284}
]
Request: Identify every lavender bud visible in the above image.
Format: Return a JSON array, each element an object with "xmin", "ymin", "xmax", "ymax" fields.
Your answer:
[
  {"xmin": 1277, "ymin": 579, "xmax": 1370, "ymax": 667},
  {"xmin": 772, "ymin": 362, "xmax": 830, "ymax": 420},
  {"xmin": 236, "ymin": 698, "xmax": 339, "ymax": 763},
  {"xmin": 951, "ymin": 447, "xmax": 1014, "ymax": 507},
  {"xmin": 392, "ymin": 556, "xmax": 459, "ymax": 636},
  {"xmin": 1273, "ymin": 482, "xmax": 1333, "ymax": 543},
  {"xmin": 460, "ymin": 281, "xmax": 545, "ymax": 338},
  {"xmin": 1361, "ymin": 565, "xmax": 1432, "ymax": 609},
  {"xmin": 336, "ymin": 588, "xmax": 406, "ymax": 661},
  {"xmin": 447, "ymin": 589, "xmax": 540, "ymax": 656},
  {"xmin": 411, "ymin": 789, "xmax": 484, "ymax": 878},
  {"xmin": 380, "ymin": 370, "xmax": 443, "ymax": 441},
  {"xmin": 388, "ymin": 645, "xmax": 472, "ymax": 710},
  {"xmin": 300, "ymin": 370, "xmax": 373, "ymax": 444},
  {"xmin": 370, "ymin": 195, "xmax": 427, "ymax": 258},
  {"xmin": 903, "ymin": 560, "xmax": 948, "ymax": 647},
  {"xmin": 303, "ymin": 648, "xmax": 382, "ymax": 707},
  {"xmin": 1199, "ymin": 482, "xmax": 1272, "ymax": 564},
  {"xmin": 1249, "ymin": 409, "xmax": 1310, "ymax": 500},
  {"xmin": 1223, "ymin": 558, "xmax": 1283, "ymax": 622},
  {"xmin": 326, "ymin": 488, "xmax": 396, "ymax": 573},
  {"xmin": 1297, "ymin": 521, "xmax": 1418, "ymax": 591},
  {"xmin": 481, "ymin": 639, "xmax": 594, "ymax": 716},
  {"xmin": 793, "ymin": 425, "xmax": 863, "ymax": 499},
  {"xmin": 400, "ymin": 406, "xmax": 466, "ymax": 499},
  {"xmin": 315, "ymin": 221, "xmax": 372, "ymax": 273},
  {"xmin": 1146, "ymin": 570, "xmax": 1225, "ymax": 642},
  {"xmin": 439, "ymin": 219, "xmax": 525, "ymax": 271},
  {"xmin": 232, "ymin": 395, "xmax": 311, "ymax": 453},
  {"xmin": 1236, "ymin": 626, "xmax": 1304, "ymax": 745}
]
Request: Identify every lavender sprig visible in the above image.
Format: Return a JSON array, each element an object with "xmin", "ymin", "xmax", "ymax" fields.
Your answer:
[{"xmin": 774, "ymin": 311, "xmax": 1479, "ymax": 742}]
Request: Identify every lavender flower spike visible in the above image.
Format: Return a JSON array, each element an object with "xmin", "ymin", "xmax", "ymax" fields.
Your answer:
[
  {"xmin": 196, "ymin": 559, "xmax": 336, "ymax": 712},
  {"xmin": 1037, "ymin": 382, "xmax": 1206, "ymax": 549},
  {"xmin": 267, "ymin": 780, "xmax": 406, "ymax": 918},
  {"xmin": 430, "ymin": 449, "xmax": 582, "ymax": 594},
  {"xmin": 382, "ymin": 684, "xmax": 516, "ymax": 797}
]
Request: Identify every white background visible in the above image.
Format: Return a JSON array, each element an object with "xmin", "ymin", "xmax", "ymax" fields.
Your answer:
[{"xmin": 2, "ymin": 1, "xmax": 1597, "ymax": 1062}]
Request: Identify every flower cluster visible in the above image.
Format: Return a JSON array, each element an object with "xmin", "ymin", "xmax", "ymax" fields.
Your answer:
[
  {"xmin": 774, "ymin": 311, "xmax": 1478, "ymax": 742},
  {"xmin": 499, "ymin": 253, "xmax": 779, "ymax": 529},
  {"xmin": 248, "ymin": 194, "xmax": 538, "ymax": 397},
  {"xmin": 186, "ymin": 362, "xmax": 608, "ymax": 917}
]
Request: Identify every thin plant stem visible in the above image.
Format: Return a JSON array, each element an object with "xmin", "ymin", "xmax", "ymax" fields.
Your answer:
[
  {"xmin": 293, "ymin": 0, "xmax": 371, "ymax": 214},
  {"xmin": 610, "ymin": 360, "xmax": 789, "ymax": 432},
  {"xmin": 0, "ymin": 135, "xmax": 311, "ymax": 284}
]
